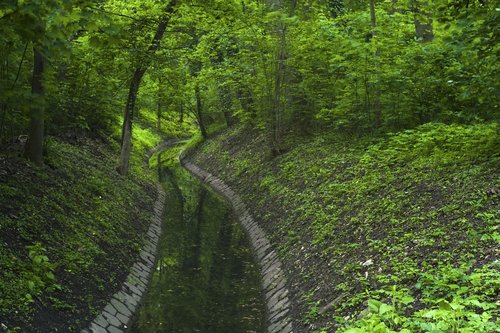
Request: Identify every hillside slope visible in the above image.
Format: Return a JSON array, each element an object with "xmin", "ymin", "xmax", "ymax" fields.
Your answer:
[
  {"xmin": 187, "ymin": 123, "xmax": 499, "ymax": 332},
  {"xmin": 0, "ymin": 137, "xmax": 156, "ymax": 332}
]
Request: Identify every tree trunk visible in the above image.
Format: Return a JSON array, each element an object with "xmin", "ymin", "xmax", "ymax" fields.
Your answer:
[
  {"xmin": 271, "ymin": 34, "xmax": 286, "ymax": 156},
  {"xmin": 117, "ymin": 68, "xmax": 144, "ymax": 175},
  {"xmin": 388, "ymin": 0, "xmax": 403, "ymax": 14},
  {"xmin": 219, "ymin": 85, "xmax": 235, "ymax": 127},
  {"xmin": 412, "ymin": 0, "xmax": 434, "ymax": 42},
  {"xmin": 369, "ymin": 0, "xmax": 382, "ymax": 129},
  {"xmin": 268, "ymin": 0, "xmax": 296, "ymax": 156},
  {"xmin": 117, "ymin": 0, "xmax": 177, "ymax": 176},
  {"xmin": 24, "ymin": 46, "xmax": 45, "ymax": 165},
  {"xmin": 237, "ymin": 86, "xmax": 256, "ymax": 121},
  {"xmin": 157, "ymin": 77, "xmax": 163, "ymax": 131},
  {"xmin": 157, "ymin": 101, "xmax": 162, "ymax": 131},
  {"xmin": 178, "ymin": 104, "xmax": 184, "ymax": 123},
  {"xmin": 195, "ymin": 84, "xmax": 208, "ymax": 139}
]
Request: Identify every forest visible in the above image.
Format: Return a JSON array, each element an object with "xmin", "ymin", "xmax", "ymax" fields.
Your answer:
[{"xmin": 0, "ymin": 0, "xmax": 498, "ymax": 332}]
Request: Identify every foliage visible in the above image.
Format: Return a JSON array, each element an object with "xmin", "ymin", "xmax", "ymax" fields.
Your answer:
[
  {"xmin": 341, "ymin": 262, "xmax": 499, "ymax": 333},
  {"xmin": 190, "ymin": 122, "xmax": 499, "ymax": 332},
  {"xmin": 0, "ymin": 137, "xmax": 155, "ymax": 331},
  {"xmin": 1, "ymin": 0, "xmax": 498, "ymax": 152}
]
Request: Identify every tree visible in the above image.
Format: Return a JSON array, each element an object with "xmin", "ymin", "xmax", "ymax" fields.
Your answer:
[
  {"xmin": 117, "ymin": 0, "xmax": 177, "ymax": 176},
  {"xmin": 369, "ymin": 0, "xmax": 382, "ymax": 128},
  {"xmin": 24, "ymin": 45, "xmax": 45, "ymax": 165},
  {"xmin": 2, "ymin": 0, "xmax": 92, "ymax": 164},
  {"xmin": 411, "ymin": 0, "xmax": 433, "ymax": 42}
]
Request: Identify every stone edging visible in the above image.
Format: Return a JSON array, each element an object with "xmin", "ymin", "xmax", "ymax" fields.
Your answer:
[
  {"xmin": 81, "ymin": 183, "xmax": 165, "ymax": 333},
  {"xmin": 181, "ymin": 159, "xmax": 294, "ymax": 333}
]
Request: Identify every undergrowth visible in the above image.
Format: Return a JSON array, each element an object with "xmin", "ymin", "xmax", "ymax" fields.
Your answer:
[
  {"xmin": 0, "ymin": 137, "xmax": 155, "ymax": 332},
  {"xmin": 189, "ymin": 122, "xmax": 500, "ymax": 332}
]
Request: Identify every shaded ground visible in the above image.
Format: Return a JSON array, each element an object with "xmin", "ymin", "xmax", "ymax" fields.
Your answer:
[
  {"xmin": 187, "ymin": 124, "xmax": 499, "ymax": 332},
  {"xmin": 0, "ymin": 137, "xmax": 155, "ymax": 332}
]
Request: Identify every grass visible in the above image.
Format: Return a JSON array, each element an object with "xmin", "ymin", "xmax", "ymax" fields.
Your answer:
[{"xmin": 188, "ymin": 122, "xmax": 500, "ymax": 332}]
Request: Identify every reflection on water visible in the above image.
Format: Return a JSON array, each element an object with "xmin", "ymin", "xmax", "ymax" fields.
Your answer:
[{"xmin": 129, "ymin": 161, "xmax": 265, "ymax": 333}]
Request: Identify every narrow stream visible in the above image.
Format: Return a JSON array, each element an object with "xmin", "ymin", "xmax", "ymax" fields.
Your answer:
[{"xmin": 129, "ymin": 159, "xmax": 265, "ymax": 333}]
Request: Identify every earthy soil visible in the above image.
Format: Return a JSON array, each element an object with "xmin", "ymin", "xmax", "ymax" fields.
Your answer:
[
  {"xmin": 186, "ymin": 126, "xmax": 500, "ymax": 332},
  {"xmin": 0, "ymin": 138, "xmax": 156, "ymax": 333}
]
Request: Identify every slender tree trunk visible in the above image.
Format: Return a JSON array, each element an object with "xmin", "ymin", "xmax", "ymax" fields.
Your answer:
[
  {"xmin": 237, "ymin": 86, "xmax": 256, "ymax": 121},
  {"xmin": 117, "ymin": 0, "xmax": 177, "ymax": 175},
  {"xmin": 268, "ymin": 0, "xmax": 296, "ymax": 156},
  {"xmin": 157, "ymin": 102, "xmax": 162, "ymax": 131},
  {"xmin": 157, "ymin": 77, "xmax": 163, "ymax": 131},
  {"xmin": 369, "ymin": 0, "xmax": 382, "ymax": 129},
  {"xmin": 271, "ymin": 30, "xmax": 286, "ymax": 156},
  {"xmin": 0, "ymin": 53, "xmax": 7, "ymax": 141},
  {"xmin": 389, "ymin": 0, "xmax": 403, "ymax": 14},
  {"xmin": 412, "ymin": 1, "xmax": 434, "ymax": 42},
  {"xmin": 222, "ymin": 109, "xmax": 234, "ymax": 128},
  {"xmin": 195, "ymin": 84, "xmax": 208, "ymax": 139},
  {"xmin": 178, "ymin": 104, "xmax": 184, "ymax": 123},
  {"xmin": 219, "ymin": 85, "xmax": 235, "ymax": 127},
  {"xmin": 117, "ymin": 67, "xmax": 145, "ymax": 175},
  {"xmin": 24, "ymin": 46, "xmax": 45, "ymax": 165}
]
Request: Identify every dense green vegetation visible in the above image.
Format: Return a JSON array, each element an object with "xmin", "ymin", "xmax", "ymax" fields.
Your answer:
[
  {"xmin": 189, "ymin": 123, "xmax": 499, "ymax": 332},
  {"xmin": 0, "ymin": 67, "xmax": 185, "ymax": 331},
  {"xmin": 0, "ymin": 0, "xmax": 498, "ymax": 332},
  {"xmin": 0, "ymin": 137, "xmax": 155, "ymax": 332}
]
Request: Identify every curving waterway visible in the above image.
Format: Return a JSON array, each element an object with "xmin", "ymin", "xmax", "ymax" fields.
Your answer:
[{"xmin": 129, "ymin": 157, "xmax": 265, "ymax": 333}]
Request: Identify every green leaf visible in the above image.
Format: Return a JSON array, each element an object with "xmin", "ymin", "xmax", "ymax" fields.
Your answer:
[
  {"xmin": 28, "ymin": 280, "xmax": 35, "ymax": 291},
  {"xmin": 368, "ymin": 299, "xmax": 382, "ymax": 313},
  {"xmin": 379, "ymin": 303, "xmax": 394, "ymax": 315},
  {"xmin": 25, "ymin": 293, "xmax": 33, "ymax": 303},
  {"xmin": 421, "ymin": 309, "xmax": 439, "ymax": 319},
  {"xmin": 438, "ymin": 299, "xmax": 453, "ymax": 311},
  {"xmin": 436, "ymin": 321, "xmax": 449, "ymax": 331},
  {"xmin": 400, "ymin": 295, "xmax": 415, "ymax": 305},
  {"xmin": 33, "ymin": 255, "xmax": 43, "ymax": 264}
]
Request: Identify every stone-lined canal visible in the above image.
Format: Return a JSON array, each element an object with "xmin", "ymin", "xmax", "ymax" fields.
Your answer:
[{"xmin": 129, "ymin": 162, "xmax": 265, "ymax": 333}]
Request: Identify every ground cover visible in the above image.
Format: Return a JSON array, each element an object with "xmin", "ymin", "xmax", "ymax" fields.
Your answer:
[
  {"xmin": 0, "ymin": 135, "xmax": 156, "ymax": 332},
  {"xmin": 188, "ymin": 122, "xmax": 499, "ymax": 332}
]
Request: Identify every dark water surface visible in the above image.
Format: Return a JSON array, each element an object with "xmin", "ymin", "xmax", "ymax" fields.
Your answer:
[{"xmin": 129, "ymin": 163, "xmax": 265, "ymax": 333}]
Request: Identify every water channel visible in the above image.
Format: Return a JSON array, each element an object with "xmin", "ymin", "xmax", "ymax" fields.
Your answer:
[{"xmin": 129, "ymin": 156, "xmax": 265, "ymax": 333}]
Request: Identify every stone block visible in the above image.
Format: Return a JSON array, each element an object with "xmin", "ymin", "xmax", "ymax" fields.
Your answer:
[
  {"xmin": 111, "ymin": 298, "xmax": 132, "ymax": 317},
  {"xmin": 89, "ymin": 323, "xmax": 107, "ymax": 333},
  {"xmin": 107, "ymin": 326, "xmax": 123, "ymax": 333},
  {"xmin": 269, "ymin": 318, "xmax": 291, "ymax": 333},
  {"xmin": 265, "ymin": 277, "xmax": 286, "ymax": 297},
  {"xmin": 94, "ymin": 314, "xmax": 108, "ymax": 329},
  {"xmin": 116, "ymin": 312, "xmax": 129, "ymax": 325},
  {"xmin": 278, "ymin": 322, "xmax": 293, "ymax": 333},
  {"xmin": 102, "ymin": 311, "xmax": 121, "ymax": 328},
  {"xmin": 268, "ymin": 308, "xmax": 289, "ymax": 324},
  {"xmin": 268, "ymin": 296, "xmax": 290, "ymax": 319},
  {"xmin": 104, "ymin": 303, "xmax": 117, "ymax": 316}
]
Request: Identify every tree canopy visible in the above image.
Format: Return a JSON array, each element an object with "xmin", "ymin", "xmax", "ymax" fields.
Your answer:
[{"xmin": 0, "ymin": 0, "xmax": 498, "ymax": 166}]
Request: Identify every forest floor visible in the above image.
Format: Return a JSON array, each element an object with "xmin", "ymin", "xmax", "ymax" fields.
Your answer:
[
  {"xmin": 0, "ymin": 137, "xmax": 155, "ymax": 333},
  {"xmin": 187, "ymin": 122, "xmax": 500, "ymax": 333}
]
